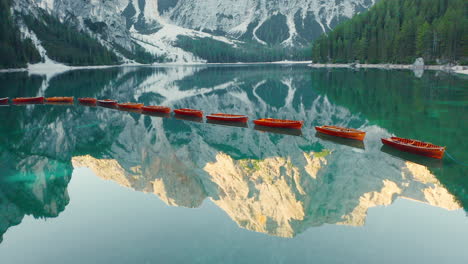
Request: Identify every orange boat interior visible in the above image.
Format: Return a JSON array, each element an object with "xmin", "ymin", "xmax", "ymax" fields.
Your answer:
[
  {"xmin": 13, "ymin": 97, "xmax": 43, "ymax": 100},
  {"xmin": 118, "ymin": 103, "xmax": 143, "ymax": 106},
  {"xmin": 257, "ymin": 118, "xmax": 303, "ymax": 123},
  {"xmin": 210, "ymin": 113, "xmax": 246, "ymax": 117},
  {"xmin": 391, "ymin": 137, "xmax": 442, "ymax": 149},
  {"xmin": 322, "ymin": 125, "xmax": 363, "ymax": 133},
  {"xmin": 46, "ymin": 97, "xmax": 74, "ymax": 101},
  {"xmin": 144, "ymin": 106, "xmax": 169, "ymax": 109},
  {"xmin": 177, "ymin": 108, "xmax": 201, "ymax": 112}
]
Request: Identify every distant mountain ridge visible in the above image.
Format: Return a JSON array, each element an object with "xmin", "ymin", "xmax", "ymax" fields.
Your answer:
[{"xmin": 0, "ymin": 0, "xmax": 377, "ymax": 68}]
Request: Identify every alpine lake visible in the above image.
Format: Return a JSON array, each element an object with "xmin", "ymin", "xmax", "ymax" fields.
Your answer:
[{"xmin": 0, "ymin": 65, "xmax": 467, "ymax": 264}]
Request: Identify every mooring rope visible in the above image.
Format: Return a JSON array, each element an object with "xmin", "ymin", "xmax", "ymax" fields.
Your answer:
[{"xmin": 445, "ymin": 152, "xmax": 468, "ymax": 166}]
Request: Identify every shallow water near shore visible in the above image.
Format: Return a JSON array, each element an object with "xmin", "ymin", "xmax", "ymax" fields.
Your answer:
[{"xmin": 0, "ymin": 65, "xmax": 467, "ymax": 263}]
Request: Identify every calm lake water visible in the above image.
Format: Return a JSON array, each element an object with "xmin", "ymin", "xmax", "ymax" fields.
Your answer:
[{"xmin": 0, "ymin": 65, "xmax": 467, "ymax": 263}]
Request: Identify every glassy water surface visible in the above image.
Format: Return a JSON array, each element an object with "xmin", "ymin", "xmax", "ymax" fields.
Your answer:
[{"xmin": 0, "ymin": 65, "xmax": 467, "ymax": 263}]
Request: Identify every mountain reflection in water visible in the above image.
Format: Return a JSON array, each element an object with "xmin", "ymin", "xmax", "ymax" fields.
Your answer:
[{"xmin": 0, "ymin": 65, "xmax": 466, "ymax": 240}]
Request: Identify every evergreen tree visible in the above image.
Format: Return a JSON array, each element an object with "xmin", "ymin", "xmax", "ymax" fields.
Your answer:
[
  {"xmin": 22, "ymin": 12, "xmax": 121, "ymax": 66},
  {"xmin": 312, "ymin": 0, "xmax": 467, "ymax": 64},
  {"xmin": 0, "ymin": 0, "xmax": 41, "ymax": 68},
  {"xmin": 416, "ymin": 22, "xmax": 432, "ymax": 59}
]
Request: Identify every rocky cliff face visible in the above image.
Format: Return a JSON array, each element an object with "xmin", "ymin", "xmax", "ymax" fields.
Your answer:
[
  {"xmin": 159, "ymin": 0, "xmax": 376, "ymax": 45},
  {"xmin": 12, "ymin": 0, "xmax": 376, "ymax": 63}
]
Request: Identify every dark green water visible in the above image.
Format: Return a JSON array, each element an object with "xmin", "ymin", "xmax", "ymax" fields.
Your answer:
[{"xmin": 0, "ymin": 65, "xmax": 467, "ymax": 263}]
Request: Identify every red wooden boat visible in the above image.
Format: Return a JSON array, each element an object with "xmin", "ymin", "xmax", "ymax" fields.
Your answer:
[
  {"xmin": 174, "ymin": 108, "xmax": 203, "ymax": 117},
  {"xmin": 142, "ymin": 106, "xmax": 171, "ymax": 113},
  {"xmin": 253, "ymin": 118, "xmax": 303, "ymax": 129},
  {"xmin": 381, "ymin": 137, "xmax": 446, "ymax": 159},
  {"xmin": 0, "ymin": 97, "xmax": 9, "ymax": 104},
  {"xmin": 78, "ymin": 98, "xmax": 97, "ymax": 104},
  {"xmin": 206, "ymin": 113, "xmax": 248, "ymax": 123},
  {"xmin": 45, "ymin": 97, "xmax": 74, "ymax": 103},
  {"xmin": 12, "ymin": 97, "xmax": 45, "ymax": 104},
  {"xmin": 315, "ymin": 125, "xmax": 366, "ymax": 141},
  {"xmin": 97, "ymin": 99, "xmax": 118, "ymax": 106},
  {"xmin": 117, "ymin": 103, "xmax": 144, "ymax": 109}
]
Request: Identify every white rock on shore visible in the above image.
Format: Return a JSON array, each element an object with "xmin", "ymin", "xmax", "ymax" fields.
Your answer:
[{"xmin": 308, "ymin": 62, "xmax": 468, "ymax": 75}]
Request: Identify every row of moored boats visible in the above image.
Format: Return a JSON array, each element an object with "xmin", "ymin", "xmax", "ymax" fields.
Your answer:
[{"xmin": 0, "ymin": 96, "xmax": 447, "ymax": 159}]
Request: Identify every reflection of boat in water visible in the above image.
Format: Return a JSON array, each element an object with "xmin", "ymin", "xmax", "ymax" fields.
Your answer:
[
  {"xmin": 380, "ymin": 145, "xmax": 443, "ymax": 168},
  {"xmin": 315, "ymin": 125, "xmax": 365, "ymax": 141},
  {"xmin": 174, "ymin": 114, "xmax": 203, "ymax": 123},
  {"xmin": 315, "ymin": 132, "xmax": 365, "ymax": 150},
  {"xmin": 117, "ymin": 103, "xmax": 144, "ymax": 110},
  {"xmin": 254, "ymin": 118, "xmax": 303, "ymax": 129},
  {"xmin": 98, "ymin": 104, "xmax": 118, "ymax": 109},
  {"xmin": 117, "ymin": 107, "xmax": 142, "ymax": 114},
  {"xmin": 206, "ymin": 119, "xmax": 248, "ymax": 128},
  {"xmin": 142, "ymin": 111, "xmax": 171, "ymax": 118},
  {"xmin": 142, "ymin": 106, "xmax": 171, "ymax": 113},
  {"xmin": 254, "ymin": 125, "xmax": 302, "ymax": 136},
  {"xmin": 381, "ymin": 137, "xmax": 445, "ymax": 159},
  {"xmin": 79, "ymin": 101, "xmax": 97, "ymax": 107}
]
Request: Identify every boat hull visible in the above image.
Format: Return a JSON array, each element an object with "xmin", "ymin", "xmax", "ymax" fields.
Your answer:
[
  {"xmin": 207, "ymin": 119, "xmax": 248, "ymax": 128},
  {"xmin": 316, "ymin": 132, "xmax": 365, "ymax": 149},
  {"xmin": 253, "ymin": 119, "xmax": 303, "ymax": 129},
  {"xmin": 254, "ymin": 125, "xmax": 302, "ymax": 136},
  {"xmin": 206, "ymin": 114, "xmax": 248, "ymax": 123},
  {"xmin": 315, "ymin": 126, "xmax": 365, "ymax": 141},
  {"xmin": 174, "ymin": 109, "xmax": 203, "ymax": 117},
  {"xmin": 381, "ymin": 138, "xmax": 445, "ymax": 159},
  {"xmin": 142, "ymin": 106, "xmax": 171, "ymax": 113},
  {"xmin": 78, "ymin": 98, "xmax": 97, "ymax": 104},
  {"xmin": 0, "ymin": 97, "xmax": 9, "ymax": 104},
  {"xmin": 12, "ymin": 97, "xmax": 44, "ymax": 104}
]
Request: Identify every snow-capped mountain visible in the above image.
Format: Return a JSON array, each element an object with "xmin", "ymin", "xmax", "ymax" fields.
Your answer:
[{"xmin": 11, "ymin": 0, "xmax": 377, "ymax": 63}]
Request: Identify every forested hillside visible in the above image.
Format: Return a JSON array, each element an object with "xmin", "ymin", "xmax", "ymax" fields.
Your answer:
[
  {"xmin": 312, "ymin": 0, "xmax": 467, "ymax": 64},
  {"xmin": 22, "ymin": 11, "xmax": 121, "ymax": 66},
  {"xmin": 175, "ymin": 36, "xmax": 312, "ymax": 63},
  {"xmin": 0, "ymin": 0, "xmax": 41, "ymax": 68}
]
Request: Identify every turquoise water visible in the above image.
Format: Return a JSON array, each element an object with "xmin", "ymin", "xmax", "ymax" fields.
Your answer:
[{"xmin": 0, "ymin": 65, "xmax": 467, "ymax": 263}]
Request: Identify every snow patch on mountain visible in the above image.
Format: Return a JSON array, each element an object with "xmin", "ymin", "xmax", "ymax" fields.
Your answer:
[
  {"xmin": 130, "ymin": 22, "xmax": 242, "ymax": 63},
  {"xmin": 162, "ymin": 0, "xmax": 377, "ymax": 46}
]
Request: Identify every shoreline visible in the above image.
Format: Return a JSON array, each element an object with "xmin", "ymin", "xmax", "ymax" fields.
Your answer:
[
  {"xmin": 0, "ymin": 60, "xmax": 313, "ymax": 74},
  {"xmin": 308, "ymin": 63, "xmax": 468, "ymax": 75},
  {"xmin": 1, "ymin": 61, "xmax": 466, "ymax": 75}
]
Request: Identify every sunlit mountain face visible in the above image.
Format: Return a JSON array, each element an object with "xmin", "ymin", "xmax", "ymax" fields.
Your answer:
[{"xmin": 0, "ymin": 66, "xmax": 466, "ymax": 239}]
